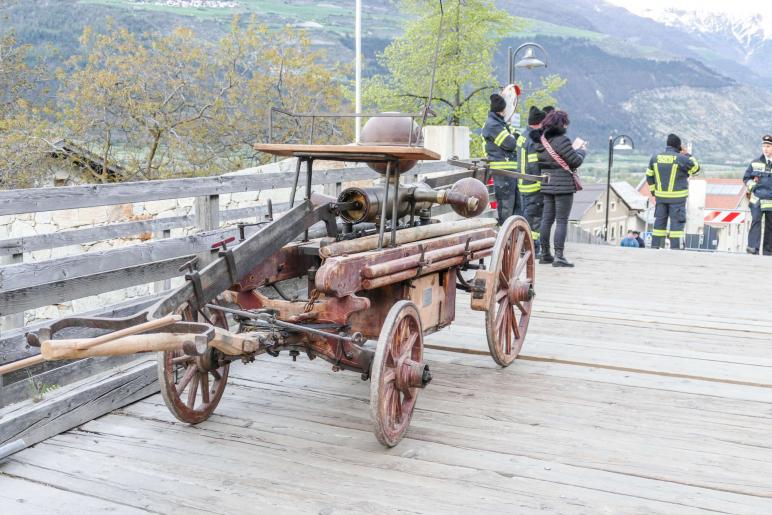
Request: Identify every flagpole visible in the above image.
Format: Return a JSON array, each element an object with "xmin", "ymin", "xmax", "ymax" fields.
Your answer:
[{"xmin": 355, "ymin": 0, "xmax": 362, "ymax": 143}]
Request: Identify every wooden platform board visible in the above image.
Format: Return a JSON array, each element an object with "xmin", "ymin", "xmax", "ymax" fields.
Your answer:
[
  {"xmin": 254, "ymin": 143, "xmax": 440, "ymax": 161},
  {"xmin": 2, "ymin": 244, "xmax": 772, "ymax": 514}
]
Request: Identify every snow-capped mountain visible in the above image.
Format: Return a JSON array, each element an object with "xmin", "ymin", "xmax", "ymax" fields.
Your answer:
[
  {"xmin": 645, "ymin": 9, "xmax": 769, "ymax": 61},
  {"xmin": 607, "ymin": 3, "xmax": 772, "ymax": 69}
]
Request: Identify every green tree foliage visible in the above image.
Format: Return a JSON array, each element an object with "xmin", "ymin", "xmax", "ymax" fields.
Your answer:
[
  {"xmin": 0, "ymin": 26, "xmax": 59, "ymax": 189},
  {"xmin": 520, "ymin": 74, "xmax": 567, "ymax": 115},
  {"xmin": 364, "ymin": 0, "xmax": 519, "ymax": 127}
]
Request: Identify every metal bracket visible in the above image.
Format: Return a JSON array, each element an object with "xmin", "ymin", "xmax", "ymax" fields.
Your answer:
[
  {"xmin": 416, "ymin": 244, "xmax": 428, "ymax": 275},
  {"xmin": 218, "ymin": 249, "xmax": 238, "ymax": 286},
  {"xmin": 185, "ymin": 272, "xmax": 205, "ymax": 311},
  {"xmin": 462, "ymin": 237, "xmax": 472, "ymax": 259}
]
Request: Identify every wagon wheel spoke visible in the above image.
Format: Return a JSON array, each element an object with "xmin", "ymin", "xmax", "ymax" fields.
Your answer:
[
  {"xmin": 495, "ymin": 289, "xmax": 507, "ymax": 301},
  {"xmin": 513, "ymin": 231, "xmax": 524, "ymax": 265},
  {"xmin": 186, "ymin": 373, "xmax": 200, "ymax": 409},
  {"xmin": 403, "ymin": 332, "xmax": 419, "ymax": 361},
  {"xmin": 392, "ymin": 390, "xmax": 403, "ymax": 423},
  {"xmin": 175, "ymin": 365, "xmax": 196, "ymax": 395},
  {"xmin": 504, "ymin": 308, "xmax": 512, "ymax": 355},
  {"xmin": 398, "ymin": 320, "xmax": 411, "ymax": 357},
  {"xmin": 502, "ymin": 242, "xmax": 513, "ymax": 275},
  {"xmin": 498, "ymin": 270, "xmax": 510, "ymax": 290},
  {"xmin": 172, "ymin": 355, "xmax": 193, "ymax": 365},
  {"xmin": 210, "ymin": 369, "xmax": 222, "ymax": 382},
  {"xmin": 382, "ymin": 368, "xmax": 396, "ymax": 385},
  {"xmin": 510, "ymin": 304, "xmax": 521, "ymax": 341},
  {"xmin": 201, "ymin": 372, "xmax": 210, "ymax": 404},
  {"xmin": 515, "ymin": 250, "xmax": 531, "ymax": 279},
  {"xmin": 495, "ymin": 298, "xmax": 508, "ymax": 331},
  {"xmin": 514, "ymin": 300, "xmax": 529, "ymax": 315}
]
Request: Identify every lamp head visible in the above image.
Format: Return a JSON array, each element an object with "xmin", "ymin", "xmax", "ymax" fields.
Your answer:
[
  {"xmin": 515, "ymin": 47, "xmax": 546, "ymax": 70},
  {"xmin": 613, "ymin": 136, "xmax": 634, "ymax": 151}
]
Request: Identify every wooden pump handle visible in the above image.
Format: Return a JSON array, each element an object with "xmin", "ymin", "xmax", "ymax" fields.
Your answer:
[{"xmin": 73, "ymin": 314, "xmax": 182, "ymax": 350}]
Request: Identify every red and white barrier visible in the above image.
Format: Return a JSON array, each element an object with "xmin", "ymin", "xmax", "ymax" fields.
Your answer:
[{"xmin": 704, "ymin": 210, "xmax": 746, "ymax": 224}]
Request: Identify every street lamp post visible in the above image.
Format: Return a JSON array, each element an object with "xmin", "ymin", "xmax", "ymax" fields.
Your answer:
[{"xmin": 604, "ymin": 134, "xmax": 635, "ymax": 242}]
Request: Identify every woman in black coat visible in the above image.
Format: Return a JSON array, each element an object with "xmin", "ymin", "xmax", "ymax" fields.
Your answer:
[{"xmin": 530, "ymin": 110, "xmax": 586, "ymax": 267}]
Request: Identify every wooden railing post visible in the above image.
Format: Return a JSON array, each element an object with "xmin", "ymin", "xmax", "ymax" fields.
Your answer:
[
  {"xmin": 153, "ymin": 229, "xmax": 172, "ymax": 293},
  {"xmin": 1, "ymin": 252, "xmax": 24, "ymax": 331},
  {"xmin": 195, "ymin": 194, "xmax": 220, "ymax": 232}
]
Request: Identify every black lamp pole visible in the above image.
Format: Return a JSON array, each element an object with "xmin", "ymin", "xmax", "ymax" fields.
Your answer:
[
  {"xmin": 604, "ymin": 136, "xmax": 613, "ymax": 241},
  {"xmin": 604, "ymin": 134, "xmax": 634, "ymax": 242}
]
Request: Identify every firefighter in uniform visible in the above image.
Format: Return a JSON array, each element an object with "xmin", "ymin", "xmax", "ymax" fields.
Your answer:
[
  {"xmin": 746, "ymin": 134, "xmax": 772, "ymax": 255},
  {"xmin": 518, "ymin": 106, "xmax": 547, "ymax": 255},
  {"xmin": 482, "ymin": 93, "xmax": 521, "ymax": 225},
  {"xmin": 743, "ymin": 135, "xmax": 772, "ymax": 254},
  {"xmin": 645, "ymin": 134, "xmax": 700, "ymax": 249}
]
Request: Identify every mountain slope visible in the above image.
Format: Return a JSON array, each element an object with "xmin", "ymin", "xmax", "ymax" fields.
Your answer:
[{"xmin": 4, "ymin": 0, "xmax": 772, "ymax": 161}]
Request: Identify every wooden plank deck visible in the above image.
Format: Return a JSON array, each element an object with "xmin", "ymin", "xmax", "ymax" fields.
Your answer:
[{"xmin": 2, "ymin": 243, "xmax": 772, "ymax": 514}]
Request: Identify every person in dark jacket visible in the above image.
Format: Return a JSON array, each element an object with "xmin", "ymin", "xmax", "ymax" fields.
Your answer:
[
  {"xmin": 746, "ymin": 134, "xmax": 772, "ymax": 255},
  {"xmin": 633, "ymin": 230, "xmax": 645, "ymax": 249},
  {"xmin": 482, "ymin": 93, "xmax": 521, "ymax": 225},
  {"xmin": 645, "ymin": 134, "xmax": 700, "ymax": 250},
  {"xmin": 518, "ymin": 106, "xmax": 546, "ymax": 255},
  {"xmin": 742, "ymin": 135, "xmax": 772, "ymax": 254},
  {"xmin": 532, "ymin": 110, "xmax": 586, "ymax": 267}
]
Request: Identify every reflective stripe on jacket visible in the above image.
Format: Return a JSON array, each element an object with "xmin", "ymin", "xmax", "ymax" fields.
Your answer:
[
  {"xmin": 645, "ymin": 146, "xmax": 700, "ymax": 203},
  {"xmin": 482, "ymin": 111, "xmax": 518, "ymax": 168},
  {"xmin": 518, "ymin": 127, "xmax": 541, "ymax": 195}
]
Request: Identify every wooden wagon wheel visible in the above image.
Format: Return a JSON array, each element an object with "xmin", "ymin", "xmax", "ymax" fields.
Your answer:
[
  {"xmin": 485, "ymin": 216, "xmax": 535, "ymax": 367},
  {"xmin": 158, "ymin": 302, "xmax": 230, "ymax": 424},
  {"xmin": 370, "ymin": 301, "xmax": 431, "ymax": 447}
]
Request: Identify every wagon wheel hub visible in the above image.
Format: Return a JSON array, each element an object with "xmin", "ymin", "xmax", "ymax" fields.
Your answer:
[
  {"xmin": 395, "ymin": 356, "xmax": 432, "ymax": 392},
  {"xmin": 507, "ymin": 279, "xmax": 533, "ymax": 305},
  {"xmin": 196, "ymin": 347, "xmax": 220, "ymax": 373}
]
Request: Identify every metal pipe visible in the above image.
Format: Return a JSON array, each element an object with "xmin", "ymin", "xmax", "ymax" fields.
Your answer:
[
  {"xmin": 605, "ymin": 135, "xmax": 613, "ymax": 241},
  {"xmin": 377, "ymin": 161, "xmax": 392, "ymax": 249},
  {"xmin": 390, "ymin": 171, "xmax": 400, "ymax": 247},
  {"xmin": 304, "ymin": 158, "xmax": 314, "ymax": 241},
  {"xmin": 288, "ymin": 157, "xmax": 303, "ymax": 209},
  {"xmin": 204, "ymin": 304, "xmax": 362, "ymax": 344},
  {"xmin": 355, "ymin": 0, "xmax": 362, "ymax": 143}
]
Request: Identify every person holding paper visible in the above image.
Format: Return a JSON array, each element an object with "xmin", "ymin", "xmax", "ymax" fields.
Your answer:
[{"xmin": 531, "ymin": 110, "xmax": 586, "ymax": 267}]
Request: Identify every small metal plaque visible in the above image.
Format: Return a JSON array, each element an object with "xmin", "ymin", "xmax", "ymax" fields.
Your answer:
[{"xmin": 422, "ymin": 287, "xmax": 432, "ymax": 307}]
